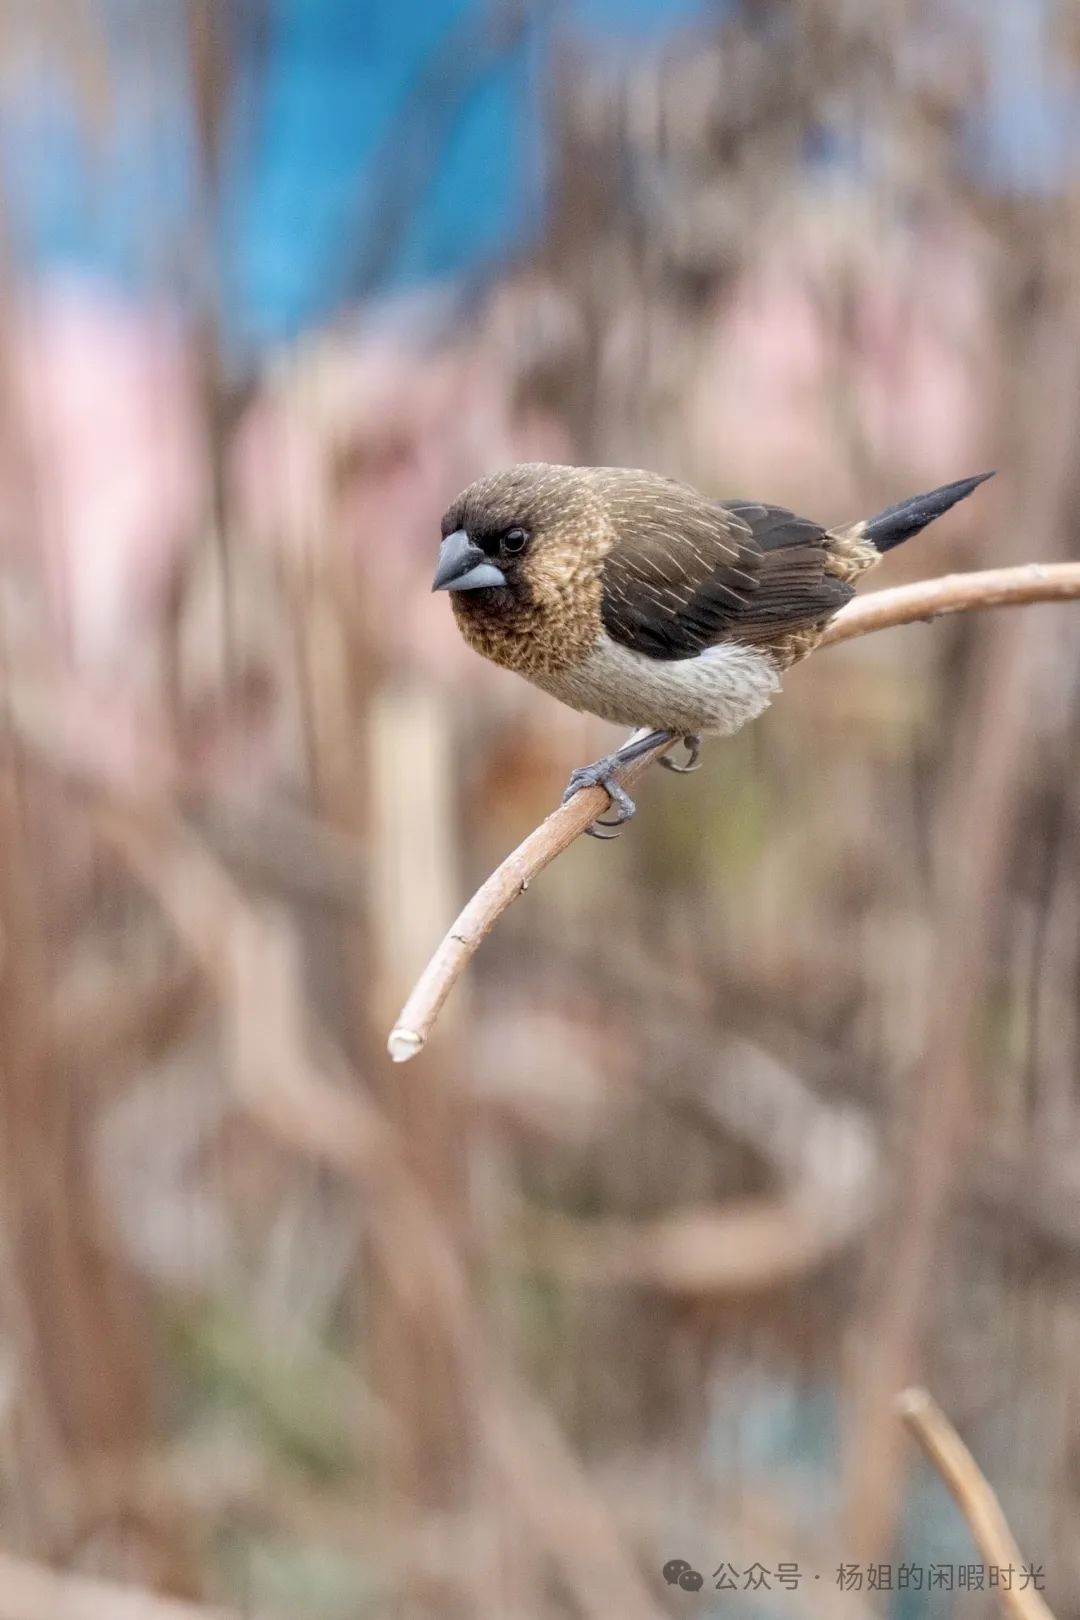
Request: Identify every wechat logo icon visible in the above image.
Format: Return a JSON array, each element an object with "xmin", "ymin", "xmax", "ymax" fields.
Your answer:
[{"xmin": 663, "ymin": 1559, "xmax": 704, "ymax": 1592}]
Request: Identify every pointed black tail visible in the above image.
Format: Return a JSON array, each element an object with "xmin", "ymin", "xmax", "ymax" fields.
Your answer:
[{"xmin": 862, "ymin": 471, "xmax": 994, "ymax": 554}]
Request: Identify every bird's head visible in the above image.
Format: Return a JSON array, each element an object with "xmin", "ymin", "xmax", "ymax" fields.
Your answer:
[{"xmin": 433, "ymin": 464, "xmax": 602, "ymax": 616}]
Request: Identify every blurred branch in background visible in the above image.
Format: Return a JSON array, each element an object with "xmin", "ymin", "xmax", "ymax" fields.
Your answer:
[
  {"xmin": 0, "ymin": 1551, "xmax": 250, "ymax": 1620},
  {"xmin": 843, "ymin": 199, "xmax": 1080, "ymax": 1564},
  {"xmin": 10, "ymin": 656, "xmax": 666, "ymax": 1619}
]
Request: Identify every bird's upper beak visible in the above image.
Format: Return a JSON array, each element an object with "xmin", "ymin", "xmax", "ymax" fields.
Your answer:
[{"xmin": 432, "ymin": 530, "xmax": 507, "ymax": 593}]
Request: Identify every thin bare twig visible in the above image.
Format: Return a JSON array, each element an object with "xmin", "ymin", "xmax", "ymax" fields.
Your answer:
[
  {"xmin": 389, "ymin": 561, "xmax": 1080, "ymax": 1061},
  {"xmin": 896, "ymin": 1389, "xmax": 1056, "ymax": 1620}
]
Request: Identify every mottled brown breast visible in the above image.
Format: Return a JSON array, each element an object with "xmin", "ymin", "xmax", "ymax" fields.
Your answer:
[{"xmin": 450, "ymin": 576, "xmax": 603, "ymax": 680}]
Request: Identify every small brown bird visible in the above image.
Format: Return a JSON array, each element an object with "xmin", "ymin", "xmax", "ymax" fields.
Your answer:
[{"xmin": 433, "ymin": 464, "xmax": 992, "ymax": 835}]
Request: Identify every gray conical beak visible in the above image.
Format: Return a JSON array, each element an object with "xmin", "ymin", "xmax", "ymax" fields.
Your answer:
[{"xmin": 432, "ymin": 530, "xmax": 507, "ymax": 592}]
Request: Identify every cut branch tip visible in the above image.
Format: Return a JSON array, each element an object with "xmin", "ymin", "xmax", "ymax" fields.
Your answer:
[{"xmin": 388, "ymin": 1027, "xmax": 424, "ymax": 1063}]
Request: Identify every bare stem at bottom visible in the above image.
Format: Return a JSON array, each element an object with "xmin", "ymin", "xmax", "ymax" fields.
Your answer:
[{"xmin": 896, "ymin": 1388, "xmax": 1057, "ymax": 1620}]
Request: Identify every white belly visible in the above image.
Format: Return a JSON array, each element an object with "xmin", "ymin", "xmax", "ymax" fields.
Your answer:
[{"xmin": 533, "ymin": 634, "xmax": 781, "ymax": 735}]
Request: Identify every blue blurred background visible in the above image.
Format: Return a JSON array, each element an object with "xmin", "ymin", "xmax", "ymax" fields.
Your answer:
[
  {"xmin": 4, "ymin": 0, "xmax": 1076, "ymax": 351},
  {"xmin": 3, "ymin": 0, "xmax": 724, "ymax": 349}
]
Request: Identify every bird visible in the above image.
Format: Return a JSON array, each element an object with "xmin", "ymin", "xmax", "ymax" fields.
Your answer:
[{"xmin": 432, "ymin": 463, "xmax": 993, "ymax": 836}]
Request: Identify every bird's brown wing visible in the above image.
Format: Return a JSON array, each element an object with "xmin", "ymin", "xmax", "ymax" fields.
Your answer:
[{"xmin": 599, "ymin": 497, "xmax": 853, "ymax": 660}]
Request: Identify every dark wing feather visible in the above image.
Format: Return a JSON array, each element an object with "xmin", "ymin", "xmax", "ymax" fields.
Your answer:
[{"xmin": 600, "ymin": 493, "xmax": 853, "ymax": 660}]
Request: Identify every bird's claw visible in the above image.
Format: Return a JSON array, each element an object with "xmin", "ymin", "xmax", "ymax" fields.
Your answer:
[
  {"xmin": 659, "ymin": 734, "xmax": 701, "ymax": 774},
  {"xmin": 562, "ymin": 759, "xmax": 637, "ymax": 839},
  {"xmin": 584, "ymin": 815, "xmax": 624, "ymax": 840}
]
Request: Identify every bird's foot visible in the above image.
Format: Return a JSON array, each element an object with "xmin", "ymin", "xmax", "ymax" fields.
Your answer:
[
  {"xmin": 659, "ymin": 734, "xmax": 702, "ymax": 774},
  {"xmin": 562, "ymin": 755, "xmax": 638, "ymax": 839}
]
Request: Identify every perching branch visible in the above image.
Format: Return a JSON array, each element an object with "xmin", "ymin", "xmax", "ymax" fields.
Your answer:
[
  {"xmin": 896, "ymin": 1388, "xmax": 1056, "ymax": 1620},
  {"xmin": 818, "ymin": 562, "xmax": 1080, "ymax": 646},
  {"xmin": 388, "ymin": 561, "xmax": 1080, "ymax": 1061}
]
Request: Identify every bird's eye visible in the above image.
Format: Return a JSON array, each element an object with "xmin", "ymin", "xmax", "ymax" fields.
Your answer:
[{"xmin": 502, "ymin": 526, "xmax": 529, "ymax": 555}]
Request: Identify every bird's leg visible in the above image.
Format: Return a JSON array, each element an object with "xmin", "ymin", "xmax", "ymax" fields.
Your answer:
[
  {"xmin": 562, "ymin": 728, "xmax": 673, "ymax": 839},
  {"xmin": 659, "ymin": 734, "xmax": 701, "ymax": 774}
]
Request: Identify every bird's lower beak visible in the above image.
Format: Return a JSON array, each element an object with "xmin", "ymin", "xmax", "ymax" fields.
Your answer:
[{"xmin": 432, "ymin": 530, "xmax": 507, "ymax": 592}]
